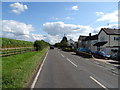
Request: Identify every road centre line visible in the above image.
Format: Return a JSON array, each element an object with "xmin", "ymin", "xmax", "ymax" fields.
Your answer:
[
  {"xmin": 66, "ymin": 58, "xmax": 78, "ymax": 67},
  {"xmin": 90, "ymin": 76, "xmax": 109, "ymax": 90},
  {"xmin": 61, "ymin": 53, "xmax": 65, "ymax": 57},
  {"xmin": 31, "ymin": 51, "xmax": 49, "ymax": 89}
]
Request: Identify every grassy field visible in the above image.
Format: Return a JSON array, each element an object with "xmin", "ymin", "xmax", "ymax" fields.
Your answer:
[
  {"xmin": 2, "ymin": 47, "xmax": 48, "ymax": 88},
  {"xmin": 1, "ymin": 37, "xmax": 33, "ymax": 48}
]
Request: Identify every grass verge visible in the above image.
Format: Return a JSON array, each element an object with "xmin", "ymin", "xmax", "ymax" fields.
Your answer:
[{"xmin": 2, "ymin": 47, "xmax": 48, "ymax": 88}]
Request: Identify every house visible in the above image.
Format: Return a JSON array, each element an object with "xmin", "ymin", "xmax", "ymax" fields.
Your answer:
[
  {"xmin": 78, "ymin": 33, "xmax": 98, "ymax": 52},
  {"xmin": 78, "ymin": 35, "xmax": 87, "ymax": 48},
  {"xmin": 68, "ymin": 39, "xmax": 74, "ymax": 48},
  {"xmin": 93, "ymin": 28, "xmax": 120, "ymax": 55},
  {"xmin": 74, "ymin": 42, "xmax": 78, "ymax": 49},
  {"xmin": 83, "ymin": 33, "xmax": 98, "ymax": 52}
]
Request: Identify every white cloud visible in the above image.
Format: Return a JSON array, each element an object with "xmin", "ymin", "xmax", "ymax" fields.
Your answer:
[
  {"xmin": 43, "ymin": 21, "xmax": 94, "ymax": 36},
  {"xmin": 2, "ymin": 20, "xmax": 34, "ymax": 35},
  {"xmin": 96, "ymin": 12, "xmax": 104, "ymax": 16},
  {"xmin": 51, "ymin": 16, "xmax": 73, "ymax": 20},
  {"xmin": 96, "ymin": 10, "xmax": 118, "ymax": 22},
  {"xmin": 1, "ymin": 20, "xmax": 41, "ymax": 42},
  {"xmin": 71, "ymin": 6, "xmax": 79, "ymax": 11},
  {"xmin": 42, "ymin": 21, "xmax": 95, "ymax": 44},
  {"xmin": 93, "ymin": 24, "xmax": 118, "ymax": 34},
  {"xmin": 10, "ymin": 2, "xmax": 28, "ymax": 14},
  {"xmin": 64, "ymin": 17, "xmax": 74, "ymax": 20}
]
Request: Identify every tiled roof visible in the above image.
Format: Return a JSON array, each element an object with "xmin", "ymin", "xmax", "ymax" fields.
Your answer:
[
  {"xmin": 84, "ymin": 34, "xmax": 98, "ymax": 41},
  {"xmin": 100, "ymin": 28, "xmax": 120, "ymax": 35},
  {"xmin": 78, "ymin": 36, "xmax": 88, "ymax": 40}
]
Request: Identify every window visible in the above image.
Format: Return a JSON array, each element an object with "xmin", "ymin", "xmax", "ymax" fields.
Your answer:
[
  {"xmin": 100, "ymin": 37, "xmax": 105, "ymax": 41},
  {"xmin": 114, "ymin": 37, "xmax": 120, "ymax": 41}
]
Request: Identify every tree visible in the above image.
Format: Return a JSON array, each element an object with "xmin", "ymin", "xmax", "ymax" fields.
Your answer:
[
  {"xmin": 54, "ymin": 42, "xmax": 61, "ymax": 47},
  {"xmin": 60, "ymin": 35, "xmax": 68, "ymax": 47},
  {"xmin": 34, "ymin": 40, "xmax": 49, "ymax": 51}
]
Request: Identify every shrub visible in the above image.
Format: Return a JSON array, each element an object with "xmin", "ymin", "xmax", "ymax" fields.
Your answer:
[{"xmin": 34, "ymin": 40, "xmax": 49, "ymax": 51}]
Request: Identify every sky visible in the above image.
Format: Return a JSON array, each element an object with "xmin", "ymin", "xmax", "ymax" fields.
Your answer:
[{"xmin": 1, "ymin": 2, "xmax": 118, "ymax": 44}]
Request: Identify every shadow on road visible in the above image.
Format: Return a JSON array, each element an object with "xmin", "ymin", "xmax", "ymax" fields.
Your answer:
[
  {"xmin": 108, "ymin": 61, "xmax": 120, "ymax": 65},
  {"xmin": 71, "ymin": 53, "xmax": 92, "ymax": 58},
  {"xmin": 115, "ymin": 66, "xmax": 120, "ymax": 69}
]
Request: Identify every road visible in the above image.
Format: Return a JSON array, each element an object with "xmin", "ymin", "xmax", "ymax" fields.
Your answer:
[{"xmin": 33, "ymin": 48, "xmax": 118, "ymax": 89}]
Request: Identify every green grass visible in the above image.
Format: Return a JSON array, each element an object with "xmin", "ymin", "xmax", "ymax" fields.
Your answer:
[
  {"xmin": 2, "ymin": 47, "xmax": 48, "ymax": 88},
  {"xmin": 1, "ymin": 37, "xmax": 33, "ymax": 48}
]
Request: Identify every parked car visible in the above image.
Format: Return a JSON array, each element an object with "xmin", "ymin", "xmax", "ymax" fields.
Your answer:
[
  {"xmin": 50, "ymin": 46, "xmax": 54, "ymax": 49},
  {"xmin": 93, "ymin": 51, "xmax": 111, "ymax": 59},
  {"xmin": 111, "ymin": 53, "xmax": 118, "ymax": 60},
  {"xmin": 77, "ymin": 48, "xmax": 91, "ymax": 53}
]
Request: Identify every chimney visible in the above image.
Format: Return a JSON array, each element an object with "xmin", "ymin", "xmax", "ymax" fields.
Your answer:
[{"xmin": 89, "ymin": 33, "xmax": 91, "ymax": 36}]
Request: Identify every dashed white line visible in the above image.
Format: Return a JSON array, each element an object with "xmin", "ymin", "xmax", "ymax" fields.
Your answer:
[
  {"xmin": 61, "ymin": 54, "xmax": 65, "ymax": 57},
  {"xmin": 66, "ymin": 58, "xmax": 78, "ymax": 67},
  {"xmin": 31, "ymin": 51, "xmax": 49, "ymax": 89},
  {"xmin": 90, "ymin": 76, "xmax": 109, "ymax": 90}
]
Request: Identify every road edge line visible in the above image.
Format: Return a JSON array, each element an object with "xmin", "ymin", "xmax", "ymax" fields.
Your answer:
[{"xmin": 31, "ymin": 51, "xmax": 49, "ymax": 89}]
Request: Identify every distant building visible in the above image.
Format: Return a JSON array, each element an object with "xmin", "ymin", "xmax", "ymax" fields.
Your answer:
[
  {"xmin": 83, "ymin": 33, "xmax": 98, "ymax": 52},
  {"xmin": 78, "ymin": 35, "xmax": 87, "ymax": 48},
  {"xmin": 78, "ymin": 33, "xmax": 98, "ymax": 52},
  {"xmin": 68, "ymin": 39, "xmax": 74, "ymax": 48}
]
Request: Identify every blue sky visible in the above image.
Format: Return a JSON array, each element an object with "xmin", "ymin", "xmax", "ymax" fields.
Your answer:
[{"xmin": 2, "ymin": 2, "xmax": 118, "ymax": 44}]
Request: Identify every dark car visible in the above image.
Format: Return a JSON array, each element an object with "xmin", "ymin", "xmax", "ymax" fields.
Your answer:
[
  {"xmin": 50, "ymin": 46, "xmax": 54, "ymax": 49},
  {"xmin": 111, "ymin": 53, "xmax": 118, "ymax": 60},
  {"xmin": 93, "ymin": 51, "xmax": 111, "ymax": 59}
]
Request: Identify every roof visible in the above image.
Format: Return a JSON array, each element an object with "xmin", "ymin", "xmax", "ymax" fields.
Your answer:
[
  {"xmin": 93, "ymin": 41, "xmax": 107, "ymax": 46},
  {"xmin": 84, "ymin": 34, "xmax": 98, "ymax": 41},
  {"xmin": 98, "ymin": 28, "xmax": 120, "ymax": 35},
  {"xmin": 78, "ymin": 35, "xmax": 88, "ymax": 40}
]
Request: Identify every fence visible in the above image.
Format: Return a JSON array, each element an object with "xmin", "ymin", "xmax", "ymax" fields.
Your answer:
[{"xmin": 0, "ymin": 47, "xmax": 34, "ymax": 57}]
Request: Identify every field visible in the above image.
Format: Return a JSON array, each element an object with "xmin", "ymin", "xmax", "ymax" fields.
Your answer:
[
  {"xmin": 2, "ymin": 47, "xmax": 48, "ymax": 88},
  {"xmin": 1, "ymin": 38, "xmax": 33, "ymax": 48}
]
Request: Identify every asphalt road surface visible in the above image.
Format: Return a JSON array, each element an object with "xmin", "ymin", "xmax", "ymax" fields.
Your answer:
[{"xmin": 34, "ymin": 48, "xmax": 118, "ymax": 89}]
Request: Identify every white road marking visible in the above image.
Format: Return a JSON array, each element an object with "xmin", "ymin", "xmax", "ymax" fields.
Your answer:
[
  {"xmin": 31, "ymin": 51, "xmax": 49, "ymax": 89},
  {"xmin": 90, "ymin": 76, "xmax": 109, "ymax": 90},
  {"xmin": 61, "ymin": 54, "xmax": 64, "ymax": 57},
  {"xmin": 66, "ymin": 58, "xmax": 78, "ymax": 67}
]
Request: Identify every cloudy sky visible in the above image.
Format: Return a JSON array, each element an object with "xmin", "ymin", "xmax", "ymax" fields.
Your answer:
[{"xmin": 2, "ymin": 2, "xmax": 118, "ymax": 44}]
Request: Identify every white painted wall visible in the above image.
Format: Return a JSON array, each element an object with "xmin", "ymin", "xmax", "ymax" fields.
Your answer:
[{"xmin": 110, "ymin": 35, "xmax": 119, "ymax": 46}]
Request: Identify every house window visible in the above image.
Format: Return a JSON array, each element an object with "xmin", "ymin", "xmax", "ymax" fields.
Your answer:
[
  {"xmin": 114, "ymin": 37, "xmax": 120, "ymax": 41},
  {"xmin": 100, "ymin": 37, "xmax": 105, "ymax": 41}
]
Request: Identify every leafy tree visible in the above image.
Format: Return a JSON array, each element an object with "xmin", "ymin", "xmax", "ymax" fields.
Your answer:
[
  {"xmin": 34, "ymin": 40, "xmax": 49, "ymax": 51},
  {"xmin": 60, "ymin": 36, "xmax": 68, "ymax": 47},
  {"xmin": 54, "ymin": 42, "xmax": 61, "ymax": 47}
]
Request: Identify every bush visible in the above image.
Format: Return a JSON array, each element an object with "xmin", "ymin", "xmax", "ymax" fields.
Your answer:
[{"xmin": 34, "ymin": 40, "xmax": 49, "ymax": 51}]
